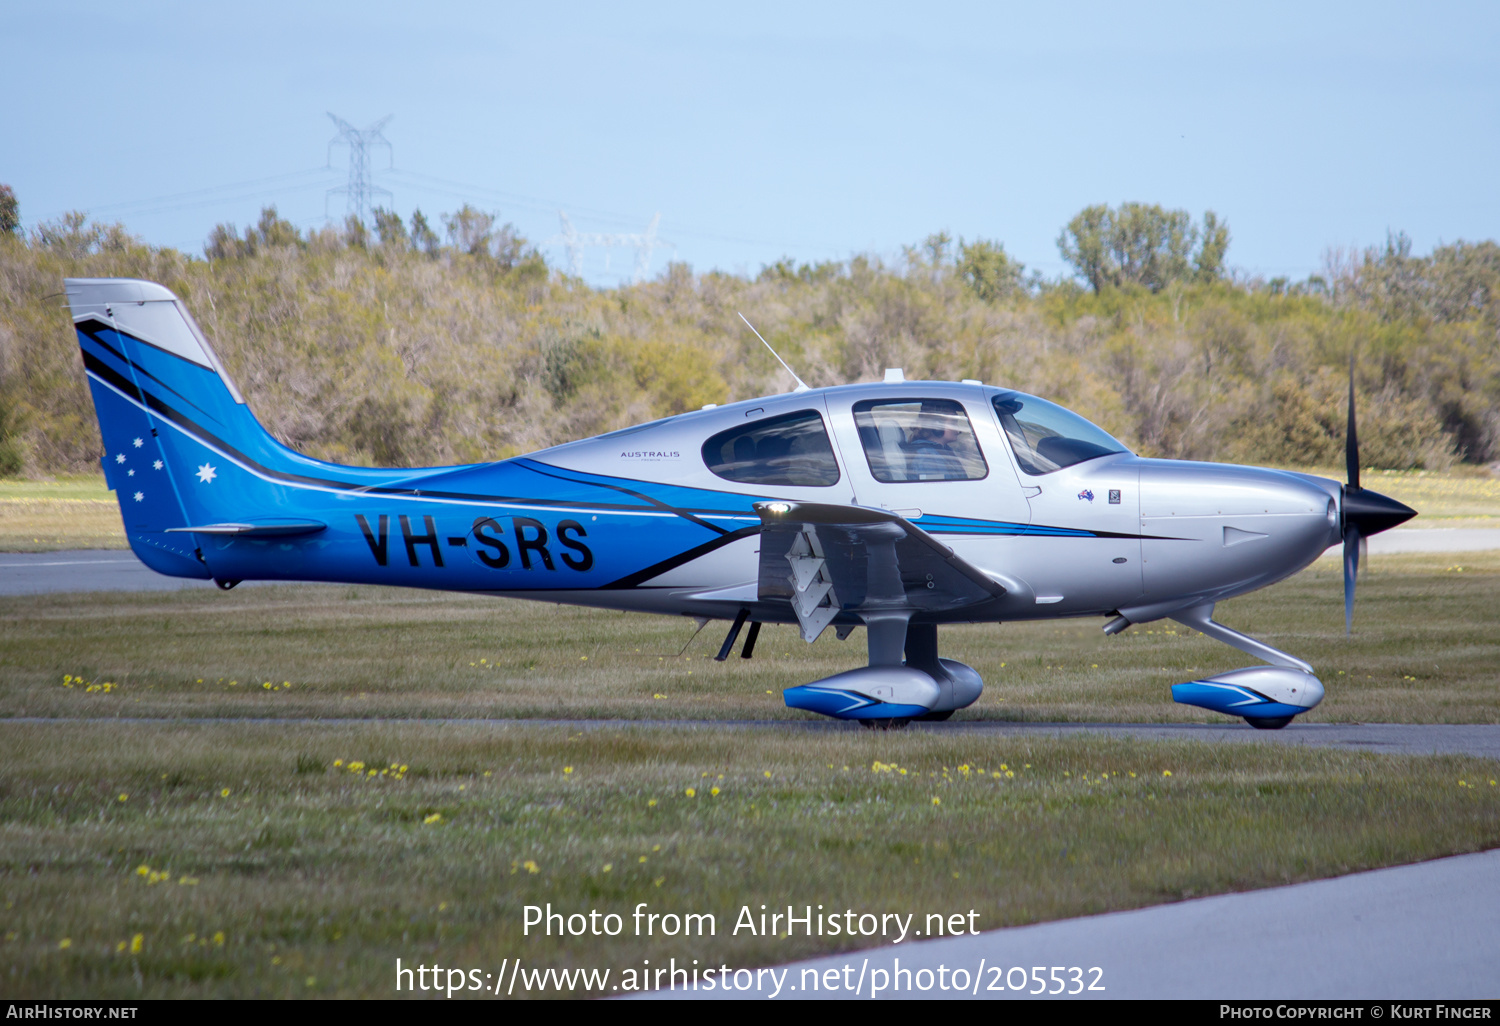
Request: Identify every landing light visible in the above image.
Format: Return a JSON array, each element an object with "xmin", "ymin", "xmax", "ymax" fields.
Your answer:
[{"xmin": 765, "ymin": 502, "xmax": 791, "ymax": 514}]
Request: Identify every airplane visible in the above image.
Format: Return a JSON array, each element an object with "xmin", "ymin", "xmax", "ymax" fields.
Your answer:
[{"xmin": 63, "ymin": 277, "xmax": 1417, "ymax": 729}]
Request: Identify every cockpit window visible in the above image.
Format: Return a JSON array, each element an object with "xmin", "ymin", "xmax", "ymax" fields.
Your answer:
[
  {"xmin": 701, "ymin": 410, "xmax": 841, "ymax": 487},
  {"xmin": 991, "ymin": 391, "xmax": 1128, "ymax": 475},
  {"xmin": 852, "ymin": 399, "xmax": 988, "ymax": 482}
]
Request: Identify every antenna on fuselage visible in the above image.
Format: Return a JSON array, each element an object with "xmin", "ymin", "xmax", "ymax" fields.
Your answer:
[{"xmin": 738, "ymin": 312, "xmax": 810, "ymax": 392}]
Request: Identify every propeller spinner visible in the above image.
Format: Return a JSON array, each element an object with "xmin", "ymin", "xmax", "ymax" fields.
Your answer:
[{"xmin": 1342, "ymin": 356, "xmax": 1418, "ymax": 632}]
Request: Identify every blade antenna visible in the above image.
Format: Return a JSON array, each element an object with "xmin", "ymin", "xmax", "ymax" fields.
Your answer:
[{"xmin": 738, "ymin": 312, "xmax": 810, "ymax": 392}]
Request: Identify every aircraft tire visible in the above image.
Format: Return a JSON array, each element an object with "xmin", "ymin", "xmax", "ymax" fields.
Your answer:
[
  {"xmin": 916, "ymin": 710, "xmax": 954, "ymax": 722},
  {"xmin": 1244, "ymin": 715, "xmax": 1294, "ymax": 730},
  {"xmin": 859, "ymin": 718, "xmax": 912, "ymax": 731}
]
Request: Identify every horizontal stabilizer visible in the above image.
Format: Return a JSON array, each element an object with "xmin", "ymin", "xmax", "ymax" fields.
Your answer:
[{"xmin": 165, "ymin": 519, "xmax": 327, "ymax": 537}]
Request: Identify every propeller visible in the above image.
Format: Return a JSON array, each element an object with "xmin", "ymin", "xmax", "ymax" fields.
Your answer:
[{"xmin": 1341, "ymin": 353, "xmax": 1418, "ymax": 633}]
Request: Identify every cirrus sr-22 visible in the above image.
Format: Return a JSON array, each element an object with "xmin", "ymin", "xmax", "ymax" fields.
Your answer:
[{"xmin": 64, "ymin": 277, "xmax": 1416, "ymax": 729}]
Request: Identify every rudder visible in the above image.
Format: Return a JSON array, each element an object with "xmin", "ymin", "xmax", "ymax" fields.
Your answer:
[{"xmin": 67, "ymin": 278, "xmax": 255, "ymax": 579}]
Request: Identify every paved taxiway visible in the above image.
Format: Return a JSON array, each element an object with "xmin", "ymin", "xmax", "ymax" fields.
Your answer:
[
  {"xmin": 661, "ymin": 848, "xmax": 1500, "ymax": 999},
  {"xmin": 4, "ymin": 527, "xmax": 1500, "ymax": 596}
]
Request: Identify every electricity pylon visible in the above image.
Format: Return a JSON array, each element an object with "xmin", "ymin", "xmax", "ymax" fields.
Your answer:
[
  {"xmin": 553, "ymin": 211, "xmax": 665, "ymax": 283},
  {"xmin": 326, "ymin": 113, "xmax": 393, "ymax": 224}
]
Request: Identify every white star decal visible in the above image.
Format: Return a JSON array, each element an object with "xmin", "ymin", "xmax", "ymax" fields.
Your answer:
[
  {"xmin": 196, "ymin": 463, "xmax": 217, "ymax": 484},
  {"xmin": 127, "ymin": 469, "xmax": 135, "ymax": 477},
  {"xmin": 133, "ymin": 491, "xmax": 144, "ymax": 502},
  {"xmin": 153, "ymin": 460, "xmax": 163, "ymax": 470},
  {"xmin": 132, "ymin": 437, "xmax": 144, "ymax": 448},
  {"xmin": 115, "ymin": 454, "xmax": 126, "ymax": 464}
]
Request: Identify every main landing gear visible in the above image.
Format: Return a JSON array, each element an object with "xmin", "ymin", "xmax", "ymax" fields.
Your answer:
[{"xmin": 782, "ymin": 618, "xmax": 984, "ymax": 726}]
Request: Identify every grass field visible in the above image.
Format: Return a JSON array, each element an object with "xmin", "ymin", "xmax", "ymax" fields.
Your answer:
[
  {"xmin": 0, "ymin": 476, "xmax": 128, "ymax": 552},
  {"xmin": 2, "ymin": 466, "xmax": 1497, "ymax": 552},
  {"xmin": 2, "ymin": 551, "xmax": 1497, "ymax": 724},
  {"xmin": 3, "ymin": 480, "xmax": 1499, "ymax": 997},
  {"xmin": 3, "ymin": 723, "xmax": 1497, "ymax": 998}
]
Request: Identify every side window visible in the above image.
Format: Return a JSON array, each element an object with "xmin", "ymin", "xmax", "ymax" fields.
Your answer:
[
  {"xmin": 701, "ymin": 410, "xmax": 841, "ymax": 487},
  {"xmin": 852, "ymin": 399, "xmax": 988, "ymax": 483}
]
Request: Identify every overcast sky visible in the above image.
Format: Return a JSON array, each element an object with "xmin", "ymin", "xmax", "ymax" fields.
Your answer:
[{"xmin": 5, "ymin": 1, "xmax": 1497, "ymax": 286}]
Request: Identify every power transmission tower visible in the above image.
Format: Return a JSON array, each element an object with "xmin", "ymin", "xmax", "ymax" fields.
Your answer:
[
  {"xmin": 326, "ymin": 113, "xmax": 393, "ymax": 224},
  {"xmin": 553, "ymin": 212, "xmax": 666, "ymax": 284}
]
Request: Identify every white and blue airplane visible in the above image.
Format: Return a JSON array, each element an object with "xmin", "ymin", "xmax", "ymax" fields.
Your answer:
[{"xmin": 65, "ymin": 277, "xmax": 1416, "ymax": 729}]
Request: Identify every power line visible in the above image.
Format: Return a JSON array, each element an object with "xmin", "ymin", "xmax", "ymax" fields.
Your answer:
[
  {"xmin": 30, "ymin": 168, "xmax": 339, "ymax": 225},
  {"xmin": 385, "ymin": 167, "xmax": 847, "ymax": 254},
  {"xmin": 550, "ymin": 211, "xmax": 670, "ymax": 283},
  {"xmin": 326, "ymin": 114, "xmax": 393, "ymax": 224}
]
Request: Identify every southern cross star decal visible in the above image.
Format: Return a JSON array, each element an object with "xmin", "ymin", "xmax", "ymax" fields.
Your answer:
[
  {"xmin": 196, "ymin": 463, "xmax": 217, "ymax": 484},
  {"xmin": 115, "ymin": 454, "xmax": 126, "ymax": 464},
  {"xmin": 132, "ymin": 437, "xmax": 143, "ymax": 448},
  {"xmin": 153, "ymin": 460, "xmax": 163, "ymax": 470},
  {"xmin": 133, "ymin": 491, "xmax": 143, "ymax": 502}
]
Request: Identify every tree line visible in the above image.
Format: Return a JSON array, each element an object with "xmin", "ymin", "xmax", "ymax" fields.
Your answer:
[{"xmin": 0, "ymin": 188, "xmax": 1495, "ymax": 479}]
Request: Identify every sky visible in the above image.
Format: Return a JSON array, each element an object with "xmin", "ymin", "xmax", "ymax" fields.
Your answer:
[{"xmin": 4, "ymin": 1, "xmax": 1498, "ymax": 287}]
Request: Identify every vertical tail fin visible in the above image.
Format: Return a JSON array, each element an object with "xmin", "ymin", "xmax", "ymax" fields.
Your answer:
[{"xmin": 67, "ymin": 278, "xmax": 259, "ymax": 578}]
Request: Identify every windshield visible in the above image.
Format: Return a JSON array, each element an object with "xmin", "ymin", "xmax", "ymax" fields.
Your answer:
[{"xmin": 991, "ymin": 392, "xmax": 1128, "ymax": 475}]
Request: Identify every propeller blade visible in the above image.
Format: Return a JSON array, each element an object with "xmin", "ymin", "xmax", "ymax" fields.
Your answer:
[
  {"xmin": 1346, "ymin": 353, "xmax": 1360, "ymax": 492},
  {"xmin": 1344, "ymin": 526, "xmax": 1361, "ymax": 635}
]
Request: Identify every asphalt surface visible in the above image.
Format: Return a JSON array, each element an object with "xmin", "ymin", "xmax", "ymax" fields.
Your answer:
[
  {"xmin": 5, "ymin": 528, "xmax": 1500, "ymax": 596},
  {"xmin": 656, "ymin": 848, "xmax": 1500, "ymax": 999},
  {"xmin": 0, "ymin": 550, "xmax": 244, "ymax": 595}
]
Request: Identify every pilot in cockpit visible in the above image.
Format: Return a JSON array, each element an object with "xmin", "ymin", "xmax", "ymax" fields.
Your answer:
[{"xmin": 903, "ymin": 401, "xmax": 965, "ymax": 479}]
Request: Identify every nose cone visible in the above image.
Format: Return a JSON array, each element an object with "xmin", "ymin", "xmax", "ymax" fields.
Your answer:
[{"xmin": 1343, "ymin": 487, "xmax": 1417, "ymax": 537}]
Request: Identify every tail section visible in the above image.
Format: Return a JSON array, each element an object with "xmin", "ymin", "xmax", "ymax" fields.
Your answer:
[
  {"xmin": 68, "ymin": 277, "xmax": 742, "ymax": 595},
  {"xmin": 67, "ymin": 278, "xmax": 387, "ymax": 578}
]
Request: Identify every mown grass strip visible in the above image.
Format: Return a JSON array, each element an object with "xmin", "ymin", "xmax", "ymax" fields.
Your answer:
[
  {"xmin": 2, "ymin": 551, "xmax": 1498, "ymax": 723},
  {"xmin": 2, "ymin": 722, "xmax": 1497, "ymax": 998}
]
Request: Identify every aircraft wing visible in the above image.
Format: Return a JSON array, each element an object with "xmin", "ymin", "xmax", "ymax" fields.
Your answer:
[{"xmin": 754, "ymin": 500, "xmax": 1006, "ymax": 641}]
